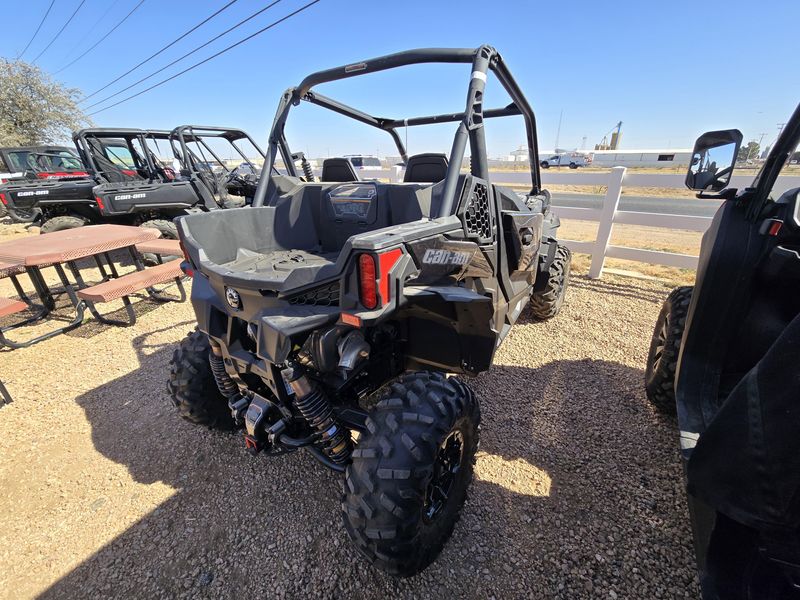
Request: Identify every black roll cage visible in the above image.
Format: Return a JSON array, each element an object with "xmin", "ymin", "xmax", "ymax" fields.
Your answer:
[
  {"xmin": 73, "ymin": 128, "xmax": 172, "ymax": 182},
  {"xmin": 169, "ymin": 125, "xmax": 266, "ymax": 176},
  {"xmin": 252, "ymin": 45, "xmax": 542, "ymax": 218}
]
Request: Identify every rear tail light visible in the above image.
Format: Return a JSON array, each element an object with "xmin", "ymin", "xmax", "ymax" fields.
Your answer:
[
  {"xmin": 0, "ymin": 193, "xmax": 7, "ymax": 205},
  {"xmin": 358, "ymin": 254, "xmax": 377, "ymax": 309},
  {"xmin": 357, "ymin": 248, "xmax": 403, "ymax": 310},
  {"xmin": 95, "ymin": 196, "xmax": 105, "ymax": 211}
]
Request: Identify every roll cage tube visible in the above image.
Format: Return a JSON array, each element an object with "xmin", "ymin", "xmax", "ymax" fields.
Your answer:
[
  {"xmin": 748, "ymin": 102, "xmax": 800, "ymax": 221},
  {"xmin": 169, "ymin": 125, "xmax": 267, "ymax": 174},
  {"xmin": 72, "ymin": 128, "xmax": 170, "ymax": 181},
  {"xmin": 251, "ymin": 45, "xmax": 543, "ymax": 215}
]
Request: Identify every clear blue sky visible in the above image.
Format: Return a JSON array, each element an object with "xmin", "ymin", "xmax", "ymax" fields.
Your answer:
[{"xmin": 3, "ymin": 0, "xmax": 798, "ymax": 158}]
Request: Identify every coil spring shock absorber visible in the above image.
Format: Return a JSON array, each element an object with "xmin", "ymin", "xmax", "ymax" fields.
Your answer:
[
  {"xmin": 283, "ymin": 365, "xmax": 352, "ymax": 464},
  {"xmin": 208, "ymin": 339, "xmax": 238, "ymax": 398}
]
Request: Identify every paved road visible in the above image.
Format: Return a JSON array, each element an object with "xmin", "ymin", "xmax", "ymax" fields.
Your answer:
[{"xmin": 550, "ymin": 192, "xmax": 722, "ymax": 217}]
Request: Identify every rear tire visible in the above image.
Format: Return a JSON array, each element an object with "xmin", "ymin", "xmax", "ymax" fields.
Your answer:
[
  {"xmin": 40, "ymin": 215, "xmax": 86, "ymax": 233},
  {"xmin": 569, "ymin": 162, "xmax": 578, "ymax": 169},
  {"xmin": 529, "ymin": 244, "xmax": 571, "ymax": 320},
  {"xmin": 140, "ymin": 219, "xmax": 179, "ymax": 264},
  {"xmin": 645, "ymin": 286, "xmax": 693, "ymax": 415},
  {"xmin": 342, "ymin": 371, "xmax": 480, "ymax": 577},
  {"xmin": 540, "ymin": 161, "xmax": 550, "ymax": 169},
  {"xmin": 168, "ymin": 329, "xmax": 235, "ymax": 429}
]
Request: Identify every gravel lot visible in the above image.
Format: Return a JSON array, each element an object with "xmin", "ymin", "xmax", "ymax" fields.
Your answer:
[{"xmin": 0, "ymin": 222, "xmax": 698, "ymax": 599}]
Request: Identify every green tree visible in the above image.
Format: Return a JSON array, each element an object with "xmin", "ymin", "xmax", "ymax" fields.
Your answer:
[
  {"xmin": 737, "ymin": 140, "xmax": 760, "ymax": 162},
  {"xmin": 0, "ymin": 59, "xmax": 91, "ymax": 146}
]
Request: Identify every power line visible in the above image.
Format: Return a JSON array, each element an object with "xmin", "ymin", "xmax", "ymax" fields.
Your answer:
[
  {"xmin": 31, "ymin": 0, "xmax": 88, "ymax": 64},
  {"xmin": 84, "ymin": 0, "xmax": 283, "ymax": 110},
  {"xmin": 16, "ymin": 0, "xmax": 56, "ymax": 60},
  {"xmin": 79, "ymin": 0, "xmax": 240, "ymax": 103},
  {"xmin": 54, "ymin": 0, "xmax": 146, "ymax": 74},
  {"xmin": 88, "ymin": 0, "xmax": 321, "ymax": 116},
  {"xmin": 57, "ymin": 0, "xmax": 122, "ymax": 64}
]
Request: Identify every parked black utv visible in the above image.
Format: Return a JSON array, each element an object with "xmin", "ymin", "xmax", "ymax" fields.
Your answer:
[
  {"xmin": 168, "ymin": 45, "xmax": 571, "ymax": 577},
  {"xmin": 645, "ymin": 103, "xmax": 800, "ymax": 598},
  {"xmin": 0, "ymin": 145, "xmax": 88, "ymax": 221},
  {"xmin": 0, "ymin": 126, "xmax": 265, "ymax": 235}
]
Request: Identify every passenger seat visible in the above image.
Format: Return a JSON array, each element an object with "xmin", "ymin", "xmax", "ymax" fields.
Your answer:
[
  {"xmin": 403, "ymin": 153, "xmax": 448, "ymax": 183},
  {"xmin": 321, "ymin": 158, "xmax": 359, "ymax": 182}
]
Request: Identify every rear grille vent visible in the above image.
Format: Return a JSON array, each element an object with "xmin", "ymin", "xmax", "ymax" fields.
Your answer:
[
  {"xmin": 287, "ymin": 281, "xmax": 340, "ymax": 307},
  {"xmin": 463, "ymin": 182, "xmax": 492, "ymax": 240}
]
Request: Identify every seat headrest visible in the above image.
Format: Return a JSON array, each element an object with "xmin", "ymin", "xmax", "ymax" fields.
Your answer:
[
  {"xmin": 403, "ymin": 153, "xmax": 449, "ymax": 183},
  {"xmin": 321, "ymin": 158, "xmax": 359, "ymax": 182}
]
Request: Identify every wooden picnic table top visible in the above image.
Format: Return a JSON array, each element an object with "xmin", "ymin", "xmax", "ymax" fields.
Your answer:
[{"xmin": 0, "ymin": 225, "xmax": 161, "ymax": 267}]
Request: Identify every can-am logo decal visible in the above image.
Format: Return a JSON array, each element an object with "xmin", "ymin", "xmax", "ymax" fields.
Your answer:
[
  {"xmin": 422, "ymin": 249, "xmax": 471, "ymax": 266},
  {"xmin": 113, "ymin": 193, "xmax": 146, "ymax": 201},
  {"xmin": 17, "ymin": 190, "xmax": 49, "ymax": 196}
]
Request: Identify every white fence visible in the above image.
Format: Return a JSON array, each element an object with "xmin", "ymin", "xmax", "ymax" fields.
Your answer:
[{"xmin": 546, "ymin": 168, "xmax": 800, "ymax": 279}]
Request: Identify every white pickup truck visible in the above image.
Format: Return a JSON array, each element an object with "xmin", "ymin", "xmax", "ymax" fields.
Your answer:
[{"xmin": 539, "ymin": 152, "xmax": 591, "ymax": 169}]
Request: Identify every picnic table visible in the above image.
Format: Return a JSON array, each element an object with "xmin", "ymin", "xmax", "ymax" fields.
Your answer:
[{"xmin": 0, "ymin": 225, "xmax": 183, "ymax": 348}]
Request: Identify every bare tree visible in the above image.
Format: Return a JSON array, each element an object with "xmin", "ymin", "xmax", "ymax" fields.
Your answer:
[{"xmin": 0, "ymin": 60, "xmax": 92, "ymax": 146}]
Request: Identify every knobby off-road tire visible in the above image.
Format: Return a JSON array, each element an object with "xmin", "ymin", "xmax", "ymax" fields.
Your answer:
[
  {"xmin": 140, "ymin": 219, "xmax": 178, "ymax": 239},
  {"xmin": 167, "ymin": 329, "xmax": 235, "ymax": 429},
  {"xmin": 645, "ymin": 286, "xmax": 693, "ymax": 415},
  {"xmin": 140, "ymin": 219, "xmax": 179, "ymax": 264},
  {"xmin": 529, "ymin": 244, "xmax": 572, "ymax": 321},
  {"xmin": 39, "ymin": 215, "xmax": 86, "ymax": 233},
  {"xmin": 342, "ymin": 371, "xmax": 480, "ymax": 577}
]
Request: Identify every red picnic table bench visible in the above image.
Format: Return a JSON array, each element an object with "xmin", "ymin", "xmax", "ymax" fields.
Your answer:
[{"xmin": 0, "ymin": 225, "xmax": 185, "ymax": 349}]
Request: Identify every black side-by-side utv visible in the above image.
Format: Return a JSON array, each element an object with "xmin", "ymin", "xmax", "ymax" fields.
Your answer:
[
  {"xmin": 0, "ymin": 145, "xmax": 89, "ymax": 221},
  {"xmin": 645, "ymin": 103, "xmax": 800, "ymax": 598},
  {"xmin": 168, "ymin": 45, "xmax": 571, "ymax": 576}
]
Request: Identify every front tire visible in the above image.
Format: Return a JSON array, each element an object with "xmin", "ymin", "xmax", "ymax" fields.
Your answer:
[
  {"xmin": 645, "ymin": 286, "xmax": 693, "ymax": 415},
  {"xmin": 40, "ymin": 214, "xmax": 86, "ymax": 233},
  {"xmin": 540, "ymin": 161, "xmax": 550, "ymax": 169},
  {"xmin": 529, "ymin": 244, "xmax": 571, "ymax": 320},
  {"xmin": 168, "ymin": 329, "xmax": 235, "ymax": 429},
  {"xmin": 342, "ymin": 371, "xmax": 480, "ymax": 577}
]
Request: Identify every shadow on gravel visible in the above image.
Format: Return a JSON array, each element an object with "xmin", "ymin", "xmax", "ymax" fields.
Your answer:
[
  {"xmin": 568, "ymin": 275, "xmax": 670, "ymax": 304},
  {"xmin": 40, "ymin": 332, "xmax": 691, "ymax": 599}
]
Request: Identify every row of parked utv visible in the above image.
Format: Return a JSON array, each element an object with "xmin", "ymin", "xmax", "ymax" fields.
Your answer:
[{"xmin": 0, "ymin": 125, "xmax": 266, "ymax": 236}]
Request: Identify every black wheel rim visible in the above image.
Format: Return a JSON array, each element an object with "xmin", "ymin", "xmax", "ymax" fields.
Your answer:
[{"xmin": 424, "ymin": 429, "xmax": 464, "ymax": 522}]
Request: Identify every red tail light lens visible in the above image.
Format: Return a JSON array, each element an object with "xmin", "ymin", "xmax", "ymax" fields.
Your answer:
[
  {"xmin": 0, "ymin": 193, "xmax": 7, "ymax": 205},
  {"xmin": 95, "ymin": 196, "xmax": 105, "ymax": 211},
  {"xmin": 358, "ymin": 253, "xmax": 378, "ymax": 309}
]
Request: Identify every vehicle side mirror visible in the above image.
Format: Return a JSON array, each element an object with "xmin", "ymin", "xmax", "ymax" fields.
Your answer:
[
  {"xmin": 180, "ymin": 168, "xmax": 191, "ymax": 177},
  {"xmin": 685, "ymin": 129, "xmax": 743, "ymax": 191}
]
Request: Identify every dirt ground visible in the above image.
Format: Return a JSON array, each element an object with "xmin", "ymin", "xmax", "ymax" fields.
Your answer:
[{"xmin": 0, "ymin": 222, "xmax": 698, "ymax": 599}]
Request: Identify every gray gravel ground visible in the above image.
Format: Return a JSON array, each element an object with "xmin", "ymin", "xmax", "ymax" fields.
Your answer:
[{"xmin": 0, "ymin": 224, "xmax": 698, "ymax": 598}]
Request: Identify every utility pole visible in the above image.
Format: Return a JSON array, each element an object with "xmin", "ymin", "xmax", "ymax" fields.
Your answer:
[
  {"xmin": 777, "ymin": 123, "xmax": 787, "ymax": 138},
  {"xmin": 580, "ymin": 135, "xmax": 587, "ymax": 150},
  {"xmin": 554, "ymin": 109, "xmax": 563, "ymax": 151}
]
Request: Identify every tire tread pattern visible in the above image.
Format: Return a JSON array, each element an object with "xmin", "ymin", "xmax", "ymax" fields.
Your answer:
[
  {"xmin": 644, "ymin": 285, "xmax": 693, "ymax": 415},
  {"xmin": 342, "ymin": 371, "xmax": 480, "ymax": 577}
]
